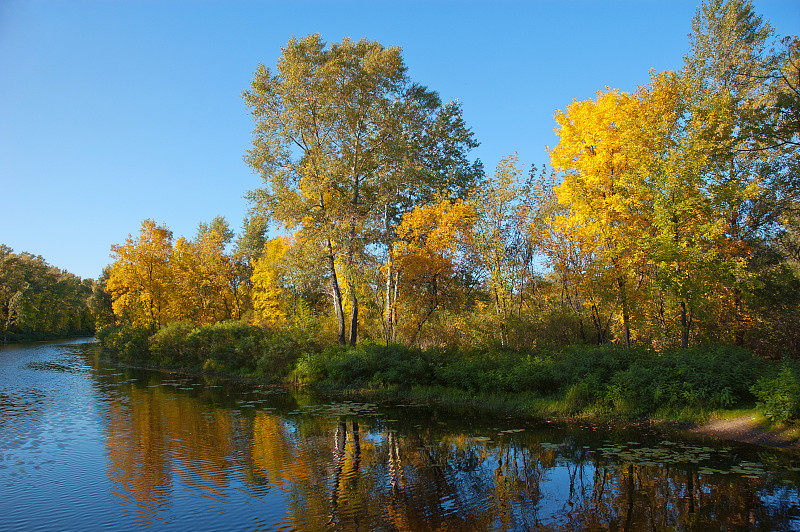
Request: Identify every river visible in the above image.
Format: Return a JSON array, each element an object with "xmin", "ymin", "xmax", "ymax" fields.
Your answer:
[{"xmin": 1, "ymin": 338, "xmax": 799, "ymax": 530}]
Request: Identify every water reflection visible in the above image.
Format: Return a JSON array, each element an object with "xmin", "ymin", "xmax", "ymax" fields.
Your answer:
[
  {"xmin": 1, "ymin": 339, "xmax": 799, "ymax": 531},
  {"xmin": 102, "ymin": 369, "xmax": 800, "ymax": 530}
]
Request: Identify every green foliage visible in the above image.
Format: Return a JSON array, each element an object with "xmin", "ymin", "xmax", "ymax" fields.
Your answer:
[
  {"xmin": 102, "ymin": 320, "xmax": 319, "ymax": 382},
  {"xmin": 97, "ymin": 325, "xmax": 150, "ymax": 360},
  {"xmin": 292, "ymin": 342, "xmax": 768, "ymax": 419},
  {"xmin": 1, "ymin": 244, "xmax": 95, "ymax": 343},
  {"xmin": 292, "ymin": 343, "xmax": 435, "ymax": 389},
  {"xmin": 148, "ymin": 321, "xmax": 196, "ymax": 364},
  {"xmin": 101, "ymin": 318, "xmax": 789, "ymax": 421},
  {"xmin": 433, "ymin": 349, "xmax": 558, "ymax": 395},
  {"xmin": 751, "ymin": 361, "xmax": 800, "ymax": 423}
]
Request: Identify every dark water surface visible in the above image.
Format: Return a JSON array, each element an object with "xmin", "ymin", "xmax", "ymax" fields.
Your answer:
[{"xmin": 1, "ymin": 338, "xmax": 799, "ymax": 531}]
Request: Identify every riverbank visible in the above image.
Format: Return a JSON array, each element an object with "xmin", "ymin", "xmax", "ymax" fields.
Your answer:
[
  {"xmin": 687, "ymin": 412, "xmax": 800, "ymax": 450},
  {"xmin": 323, "ymin": 385, "xmax": 800, "ymax": 451},
  {"xmin": 101, "ymin": 354, "xmax": 800, "ymax": 451},
  {"xmin": 97, "ymin": 323, "xmax": 800, "ymax": 449}
]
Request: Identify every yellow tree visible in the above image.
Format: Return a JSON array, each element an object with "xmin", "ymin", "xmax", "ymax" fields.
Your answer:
[
  {"xmin": 171, "ymin": 231, "xmax": 236, "ymax": 326},
  {"xmin": 549, "ymin": 89, "xmax": 653, "ymax": 348},
  {"xmin": 391, "ymin": 199, "xmax": 478, "ymax": 345},
  {"xmin": 250, "ymin": 237, "xmax": 289, "ymax": 325},
  {"xmin": 107, "ymin": 219, "xmax": 175, "ymax": 331}
]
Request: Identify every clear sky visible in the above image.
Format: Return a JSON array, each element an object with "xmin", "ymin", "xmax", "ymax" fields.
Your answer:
[{"xmin": 2, "ymin": 0, "xmax": 798, "ymax": 280}]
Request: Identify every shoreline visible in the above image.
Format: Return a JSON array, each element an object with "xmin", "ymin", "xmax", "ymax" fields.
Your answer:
[
  {"xmin": 685, "ymin": 414, "xmax": 800, "ymax": 451},
  {"xmin": 97, "ymin": 347, "xmax": 800, "ymax": 452}
]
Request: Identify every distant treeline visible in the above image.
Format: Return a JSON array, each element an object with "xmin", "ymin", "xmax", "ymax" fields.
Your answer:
[{"xmin": 0, "ymin": 244, "xmax": 105, "ymax": 343}]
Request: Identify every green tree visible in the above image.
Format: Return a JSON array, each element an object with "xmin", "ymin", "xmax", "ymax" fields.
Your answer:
[
  {"xmin": 1, "ymin": 245, "xmax": 26, "ymax": 342},
  {"xmin": 244, "ymin": 34, "xmax": 481, "ymax": 346},
  {"xmin": 471, "ymin": 153, "xmax": 534, "ymax": 346},
  {"xmin": 244, "ymin": 35, "xmax": 406, "ymax": 345},
  {"xmin": 1, "ymin": 245, "xmax": 94, "ymax": 341},
  {"xmin": 684, "ymin": 0, "xmax": 783, "ymax": 344}
]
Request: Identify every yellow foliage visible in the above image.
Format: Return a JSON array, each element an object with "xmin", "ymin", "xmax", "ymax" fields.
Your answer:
[
  {"xmin": 108, "ymin": 218, "xmax": 243, "ymax": 329},
  {"xmin": 171, "ymin": 232, "xmax": 237, "ymax": 326},
  {"xmin": 106, "ymin": 219, "xmax": 175, "ymax": 330},
  {"xmin": 391, "ymin": 199, "xmax": 477, "ymax": 345},
  {"xmin": 251, "ymin": 237, "xmax": 289, "ymax": 324}
]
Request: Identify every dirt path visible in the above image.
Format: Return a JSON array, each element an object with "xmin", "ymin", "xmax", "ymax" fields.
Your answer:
[{"xmin": 688, "ymin": 414, "xmax": 800, "ymax": 450}]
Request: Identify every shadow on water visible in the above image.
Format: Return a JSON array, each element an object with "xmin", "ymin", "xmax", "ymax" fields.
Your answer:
[{"xmin": 1, "ymin": 338, "xmax": 799, "ymax": 530}]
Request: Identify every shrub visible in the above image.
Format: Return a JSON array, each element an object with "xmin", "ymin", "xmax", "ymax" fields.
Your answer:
[
  {"xmin": 182, "ymin": 320, "xmax": 263, "ymax": 371},
  {"xmin": 97, "ymin": 325, "xmax": 149, "ymax": 360},
  {"xmin": 751, "ymin": 362, "xmax": 800, "ymax": 424},
  {"xmin": 149, "ymin": 321, "xmax": 195, "ymax": 365}
]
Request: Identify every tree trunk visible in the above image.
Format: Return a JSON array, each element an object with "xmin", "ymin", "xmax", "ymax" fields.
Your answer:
[
  {"xmin": 680, "ymin": 300, "xmax": 689, "ymax": 349},
  {"xmin": 384, "ymin": 258, "xmax": 394, "ymax": 344},
  {"xmin": 327, "ymin": 239, "xmax": 346, "ymax": 346},
  {"xmin": 591, "ymin": 303, "xmax": 604, "ymax": 345},
  {"xmin": 391, "ymin": 270, "xmax": 400, "ymax": 342},
  {"xmin": 618, "ymin": 276, "xmax": 631, "ymax": 349},
  {"xmin": 492, "ymin": 285, "xmax": 506, "ymax": 347},
  {"xmin": 384, "ymin": 210, "xmax": 395, "ymax": 344},
  {"xmin": 349, "ymin": 289, "xmax": 358, "ymax": 347},
  {"xmin": 734, "ymin": 287, "xmax": 744, "ymax": 346}
]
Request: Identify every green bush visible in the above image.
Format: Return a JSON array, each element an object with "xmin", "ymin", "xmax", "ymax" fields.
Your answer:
[
  {"xmin": 564, "ymin": 373, "xmax": 602, "ymax": 412},
  {"xmin": 290, "ymin": 343, "xmax": 439, "ymax": 389},
  {"xmin": 751, "ymin": 362, "xmax": 800, "ymax": 423},
  {"xmin": 97, "ymin": 325, "xmax": 149, "ymax": 360},
  {"xmin": 101, "ymin": 320, "xmax": 315, "ymax": 380},
  {"xmin": 595, "ymin": 346, "xmax": 764, "ymax": 416},
  {"xmin": 149, "ymin": 321, "xmax": 195, "ymax": 364}
]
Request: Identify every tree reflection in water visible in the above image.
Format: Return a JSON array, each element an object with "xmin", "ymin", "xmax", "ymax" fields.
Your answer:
[{"xmin": 104, "ymin": 378, "xmax": 800, "ymax": 531}]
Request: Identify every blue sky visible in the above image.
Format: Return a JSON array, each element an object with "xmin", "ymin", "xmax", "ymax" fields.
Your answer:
[{"xmin": 2, "ymin": 0, "xmax": 798, "ymax": 280}]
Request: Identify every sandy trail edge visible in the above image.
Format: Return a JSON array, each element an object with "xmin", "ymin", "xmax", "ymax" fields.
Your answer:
[{"xmin": 687, "ymin": 415, "xmax": 799, "ymax": 450}]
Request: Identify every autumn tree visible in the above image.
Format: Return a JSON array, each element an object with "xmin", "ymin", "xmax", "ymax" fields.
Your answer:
[
  {"xmin": 391, "ymin": 199, "xmax": 478, "ymax": 346},
  {"xmin": 251, "ymin": 236, "xmax": 289, "ymax": 325},
  {"xmin": 549, "ymin": 88, "xmax": 656, "ymax": 348},
  {"xmin": 171, "ymin": 230, "xmax": 233, "ymax": 326},
  {"xmin": 107, "ymin": 219, "xmax": 175, "ymax": 331}
]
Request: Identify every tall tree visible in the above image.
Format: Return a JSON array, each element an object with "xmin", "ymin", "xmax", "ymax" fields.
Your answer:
[
  {"xmin": 244, "ymin": 35, "xmax": 405, "ymax": 345},
  {"xmin": 684, "ymin": 0, "xmax": 781, "ymax": 344},
  {"xmin": 638, "ymin": 72, "xmax": 716, "ymax": 348},
  {"xmin": 549, "ymin": 89, "xmax": 653, "ymax": 348},
  {"xmin": 471, "ymin": 153, "xmax": 533, "ymax": 346},
  {"xmin": 243, "ymin": 34, "xmax": 481, "ymax": 346},
  {"xmin": 378, "ymin": 92, "xmax": 482, "ymax": 343}
]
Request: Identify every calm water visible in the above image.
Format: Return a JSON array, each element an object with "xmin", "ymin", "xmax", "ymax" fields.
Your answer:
[{"xmin": 1, "ymin": 338, "xmax": 799, "ymax": 531}]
